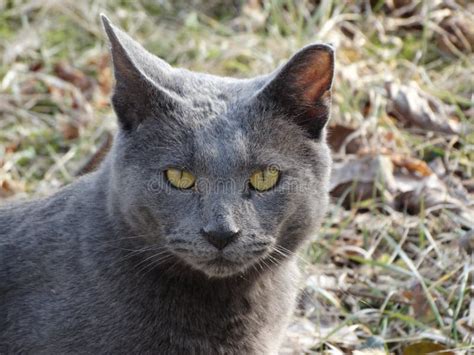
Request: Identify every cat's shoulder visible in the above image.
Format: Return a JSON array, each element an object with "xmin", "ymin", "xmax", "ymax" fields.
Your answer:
[{"xmin": 0, "ymin": 172, "xmax": 105, "ymax": 245}]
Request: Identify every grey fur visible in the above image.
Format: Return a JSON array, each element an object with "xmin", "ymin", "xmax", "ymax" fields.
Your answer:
[{"xmin": 0, "ymin": 15, "xmax": 334, "ymax": 354}]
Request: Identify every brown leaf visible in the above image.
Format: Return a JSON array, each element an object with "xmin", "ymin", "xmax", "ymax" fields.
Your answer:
[
  {"xmin": 391, "ymin": 155, "xmax": 432, "ymax": 177},
  {"xmin": 386, "ymin": 82, "xmax": 462, "ymax": 135},
  {"xmin": 0, "ymin": 179, "xmax": 24, "ymax": 198},
  {"xmin": 459, "ymin": 230, "xmax": 474, "ymax": 254},
  {"xmin": 330, "ymin": 154, "xmax": 472, "ymax": 216},
  {"xmin": 437, "ymin": 13, "xmax": 474, "ymax": 55},
  {"xmin": 327, "ymin": 124, "xmax": 362, "ymax": 154},
  {"xmin": 5, "ymin": 141, "xmax": 20, "ymax": 154},
  {"xmin": 402, "ymin": 341, "xmax": 454, "ymax": 355},
  {"xmin": 53, "ymin": 62, "xmax": 93, "ymax": 93},
  {"xmin": 461, "ymin": 178, "xmax": 474, "ymax": 193},
  {"xmin": 403, "ymin": 282, "xmax": 434, "ymax": 322},
  {"xmin": 392, "ymin": 173, "xmax": 465, "ymax": 215},
  {"xmin": 330, "ymin": 155, "xmax": 396, "ymax": 207},
  {"xmin": 60, "ymin": 121, "xmax": 80, "ymax": 140},
  {"xmin": 98, "ymin": 66, "xmax": 113, "ymax": 96}
]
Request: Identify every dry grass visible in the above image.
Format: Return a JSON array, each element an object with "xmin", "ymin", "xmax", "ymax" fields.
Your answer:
[{"xmin": 0, "ymin": 0, "xmax": 473, "ymax": 353}]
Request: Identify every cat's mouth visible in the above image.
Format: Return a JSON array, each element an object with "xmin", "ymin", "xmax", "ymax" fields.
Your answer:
[
  {"xmin": 170, "ymin": 248, "xmax": 262, "ymax": 278},
  {"xmin": 165, "ymin": 235, "xmax": 275, "ymax": 278}
]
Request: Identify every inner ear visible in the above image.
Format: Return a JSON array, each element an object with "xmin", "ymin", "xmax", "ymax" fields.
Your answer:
[
  {"xmin": 290, "ymin": 48, "xmax": 334, "ymax": 104},
  {"xmin": 257, "ymin": 44, "xmax": 335, "ymax": 139}
]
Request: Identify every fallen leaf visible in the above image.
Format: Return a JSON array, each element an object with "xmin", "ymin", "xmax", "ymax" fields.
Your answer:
[
  {"xmin": 461, "ymin": 178, "xmax": 474, "ymax": 193},
  {"xmin": 53, "ymin": 62, "xmax": 94, "ymax": 93},
  {"xmin": 330, "ymin": 153, "xmax": 473, "ymax": 217},
  {"xmin": 459, "ymin": 230, "xmax": 474, "ymax": 254},
  {"xmin": 392, "ymin": 173, "xmax": 464, "ymax": 215},
  {"xmin": 402, "ymin": 282, "xmax": 435, "ymax": 323},
  {"xmin": 0, "ymin": 179, "xmax": 24, "ymax": 198},
  {"xmin": 386, "ymin": 81, "xmax": 462, "ymax": 135},
  {"xmin": 437, "ymin": 13, "xmax": 474, "ymax": 55},
  {"xmin": 402, "ymin": 341, "xmax": 454, "ymax": 355},
  {"xmin": 4, "ymin": 141, "xmax": 20, "ymax": 154},
  {"xmin": 98, "ymin": 66, "xmax": 113, "ymax": 96},
  {"xmin": 327, "ymin": 124, "xmax": 362, "ymax": 154},
  {"xmin": 330, "ymin": 155, "xmax": 396, "ymax": 207},
  {"xmin": 391, "ymin": 155, "xmax": 432, "ymax": 177},
  {"xmin": 60, "ymin": 121, "xmax": 80, "ymax": 140}
]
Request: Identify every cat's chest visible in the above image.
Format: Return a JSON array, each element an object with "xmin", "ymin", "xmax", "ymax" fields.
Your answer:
[{"xmin": 83, "ymin": 275, "xmax": 283, "ymax": 354}]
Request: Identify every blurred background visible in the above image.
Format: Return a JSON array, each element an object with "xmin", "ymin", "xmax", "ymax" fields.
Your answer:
[{"xmin": 0, "ymin": 0, "xmax": 473, "ymax": 353}]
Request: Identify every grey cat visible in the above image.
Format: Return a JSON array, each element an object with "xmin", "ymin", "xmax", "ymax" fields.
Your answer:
[{"xmin": 0, "ymin": 15, "xmax": 334, "ymax": 354}]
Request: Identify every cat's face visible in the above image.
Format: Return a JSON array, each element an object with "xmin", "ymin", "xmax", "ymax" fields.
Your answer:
[{"xmin": 102, "ymin": 16, "xmax": 334, "ymax": 278}]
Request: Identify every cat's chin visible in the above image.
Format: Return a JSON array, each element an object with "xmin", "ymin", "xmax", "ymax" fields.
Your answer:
[
  {"xmin": 174, "ymin": 254, "xmax": 254, "ymax": 278},
  {"xmin": 200, "ymin": 257, "xmax": 249, "ymax": 278}
]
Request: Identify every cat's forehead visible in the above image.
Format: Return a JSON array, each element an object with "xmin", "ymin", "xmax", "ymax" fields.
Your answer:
[{"xmin": 176, "ymin": 70, "xmax": 264, "ymax": 106}]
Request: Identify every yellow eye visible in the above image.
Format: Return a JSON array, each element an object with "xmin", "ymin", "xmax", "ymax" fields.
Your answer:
[
  {"xmin": 249, "ymin": 167, "xmax": 280, "ymax": 192},
  {"xmin": 165, "ymin": 168, "xmax": 196, "ymax": 189}
]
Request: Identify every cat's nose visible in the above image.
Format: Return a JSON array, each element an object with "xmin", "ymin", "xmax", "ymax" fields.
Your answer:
[{"xmin": 201, "ymin": 227, "xmax": 241, "ymax": 250}]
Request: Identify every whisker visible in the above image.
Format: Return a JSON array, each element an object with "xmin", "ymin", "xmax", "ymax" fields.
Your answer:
[
  {"xmin": 135, "ymin": 254, "xmax": 175, "ymax": 282},
  {"xmin": 274, "ymin": 245, "xmax": 313, "ymax": 267},
  {"xmin": 93, "ymin": 232, "xmax": 157, "ymax": 248},
  {"xmin": 107, "ymin": 245, "xmax": 168, "ymax": 269},
  {"xmin": 133, "ymin": 249, "xmax": 172, "ymax": 272}
]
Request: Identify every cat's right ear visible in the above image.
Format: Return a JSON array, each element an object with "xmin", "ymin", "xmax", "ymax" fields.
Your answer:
[
  {"xmin": 256, "ymin": 44, "xmax": 335, "ymax": 139},
  {"xmin": 100, "ymin": 14, "xmax": 176, "ymax": 131}
]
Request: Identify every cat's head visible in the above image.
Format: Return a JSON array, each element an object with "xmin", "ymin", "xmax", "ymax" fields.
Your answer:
[{"xmin": 101, "ymin": 15, "xmax": 334, "ymax": 278}]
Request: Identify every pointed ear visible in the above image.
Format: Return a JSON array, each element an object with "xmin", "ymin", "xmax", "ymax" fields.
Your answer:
[
  {"xmin": 258, "ymin": 44, "xmax": 335, "ymax": 139},
  {"xmin": 100, "ymin": 14, "xmax": 175, "ymax": 131}
]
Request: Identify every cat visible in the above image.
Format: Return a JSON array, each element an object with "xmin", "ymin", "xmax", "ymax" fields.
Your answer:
[{"xmin": 0, "ymin": 14, "xmax": 334, "ymax": 354}]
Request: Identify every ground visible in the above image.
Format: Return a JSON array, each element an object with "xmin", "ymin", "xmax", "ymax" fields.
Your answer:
[{"xmin": 0, "ymin": 0, "xmax": 473, "ymax": 354}]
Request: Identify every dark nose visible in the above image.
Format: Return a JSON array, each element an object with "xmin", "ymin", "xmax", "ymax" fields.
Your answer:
[{"xmin": 202, "ymin": 228, "xmax": 240, "ymax": 250}]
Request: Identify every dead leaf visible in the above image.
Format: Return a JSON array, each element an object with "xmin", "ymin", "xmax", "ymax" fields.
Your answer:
[
  {"xmin": 383, "ymin": 0, "xmax": 419, "ymax": 18},
  {"xmin": 461, "ymin": 178, "xmax": 474, "ymax": 193},
  {"xmin": 402, "ymin": 341, "xmax": 454, "ymax": 355},
  {"xmin": 327, "ymin": 124, "xmax": 363, "ymax": 154},
  {"xmin": 392, "ymin": 173, "xmax": 463, "ymax": 215},
  {"xmin": 459, "ymin": 230, "xmax": 474, "ymax": 254},
  {"xmin": 386, "ymin": 81, "xmax": 462, "ymax": 135},
  {"xmin": 53, "ymin": 62, "xmax": 94, "ymax": 93},
  {"xmin": 402, "ymin": 282, "xmax": 435, "ymax": 323},
  {"xmin": 330, "ymin": 155, "xmax": 396, "ymax": 207},
  {"xmin": 98, "ymin": 66, "xmax": 113, "ymax": 96},
  {"xmin": 29, "ymin": 61, "xmax": 43, "ymax": 72},
  {"xmin": 0, "ymin": 179, "xmax": 24, "ymax": 198},
  {"xmin": 330, "ymin": 153, "xmax": 472, "ymax": 217},
  {"xmin": 60, "ymin": 121, "xmax": 80, "ymax": 140},
  {"xmin": 4, "ymin": 141, "xmax": 20, "ymax": 154},
  {"xmin": 437, "ymin": 13, "xmax": 474, "ymax": 55},
  {"xmin": 391, "ymin": 155, "xmax": 432, "ymax": 177}
]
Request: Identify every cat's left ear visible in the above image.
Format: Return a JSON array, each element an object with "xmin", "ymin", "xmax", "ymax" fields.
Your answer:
[
  {"xmin": 100, "ymin": 14, "xmax": 177, "ymax": 131},
  {"xmin": 257, "ymin": 44, "xmax": 335, "ymax": 139}
]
